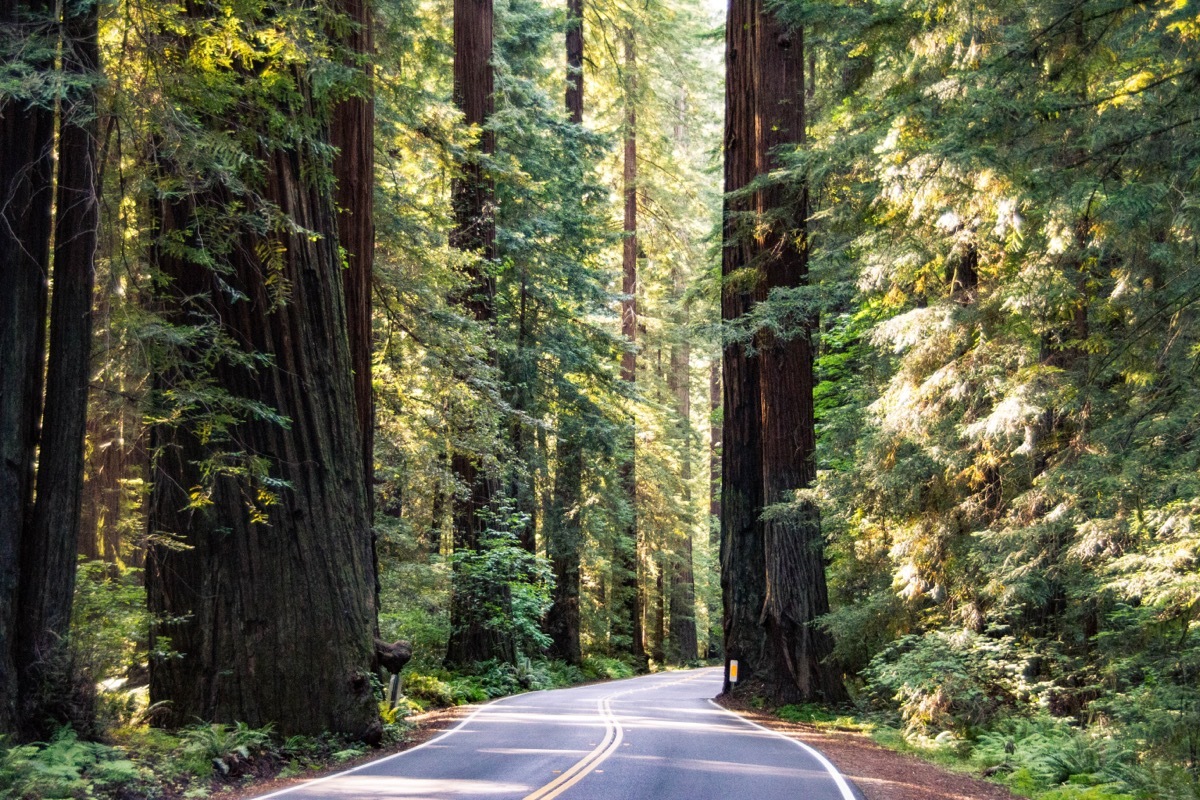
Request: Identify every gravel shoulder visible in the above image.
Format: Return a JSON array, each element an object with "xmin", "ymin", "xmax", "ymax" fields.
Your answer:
[{"xmin": 714, "ymin": 697, "xmax": 1022, "ymax": 800}]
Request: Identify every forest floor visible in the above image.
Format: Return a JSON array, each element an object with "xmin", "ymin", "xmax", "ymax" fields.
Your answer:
[{"xmin": 716, "ymin": 696, "xmax": 1021, "ymax": 800}]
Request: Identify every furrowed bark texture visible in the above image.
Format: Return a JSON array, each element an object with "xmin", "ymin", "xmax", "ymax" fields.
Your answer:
[
  {"xmin": 719, "ymin": 0, "xmax": 766, "ymax": 695},
  {"xmin": 331, "ymin": 0, "xmax": 376, "ymax": 523},
  {"xmin": 0, "ymin": 0, "xmax": 55, "ymax": 736},
  {"xmin": 565, "ymin": 0, "xmax": 583, "ymax": 124},
  {"xmin": 18, "ymin": 0, "xmax": 100, "ymax": 738},
  {"xmin": 446, "ymin": 0, "xmax": 507, "ymax": 667},
  {"xmin": 753, "ymin": 13, "xmax": 843, "ymax": 703},
  {"xmin": 617, "ymin": 30, "xmax": 646, "ymax": 667},
  {"xmin": 147, "ymin": 95, "xmax": 379, "ymax": 738}
]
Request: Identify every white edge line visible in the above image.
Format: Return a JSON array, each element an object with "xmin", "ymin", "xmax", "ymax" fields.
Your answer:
[
  {"xmin": 250, "ymin": 696, "xmax": 512, "ymax": 800},
  {"xmin": 706, "ymin": 698, "xmax": 860, "ymax": 800}
]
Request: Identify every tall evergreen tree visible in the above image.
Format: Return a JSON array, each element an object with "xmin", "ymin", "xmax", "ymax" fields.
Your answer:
[
  {"xmin": 617, "ymin": 28, "xmax": 648, "ymax": 668},
  {"xmin": 0, "ymin": 0, "xmax": 57, "ymax": 736},
  {"xmin": 445, "ymin": 0, "xmax": 513, "ymax": 666},
  {"xmin": 719, "ymin": 0, "xmax": 766, "ymax": 693},
  {"xmin": 144, "ymin": 1, "xmax": 379, "ymax": 738},
  {"xmin": 752, "ymin": 10, "xmax": 843, "ymax": 702}
]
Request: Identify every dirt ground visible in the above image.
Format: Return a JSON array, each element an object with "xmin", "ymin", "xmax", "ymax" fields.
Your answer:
[{"xmin": 715, "ymin": 697, "xmax": 1021, "ymax": 800}]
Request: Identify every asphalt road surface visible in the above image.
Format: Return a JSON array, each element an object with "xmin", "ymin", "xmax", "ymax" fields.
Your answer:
[{"xmin": 257, "ymin": 667, "xmax": 863, "ymax": 800}]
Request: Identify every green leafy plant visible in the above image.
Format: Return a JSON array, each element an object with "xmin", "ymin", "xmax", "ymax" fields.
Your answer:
[{"xmin": 180, "ymin": 721, "xmax": 274, "ymax": 778}]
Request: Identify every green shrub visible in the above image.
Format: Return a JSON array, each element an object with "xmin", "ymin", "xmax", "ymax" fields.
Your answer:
[
  {"xmin": 581, "ymin": 656, "xmax": 634, "ymax": 681},
  {"xmin": 862, "ymin": 629, "xmax": 1031, "ymax": 733},
  {"xmin": 0, "ymin": 729, "xmax": 144, "ymax": 800},
  {"xmin": 179, "ymin": 721, "xmax": 273, "ymax": 778},
  {"xmin": 544, "ymin": 660, "xmax": 588, "ymax": 687}
]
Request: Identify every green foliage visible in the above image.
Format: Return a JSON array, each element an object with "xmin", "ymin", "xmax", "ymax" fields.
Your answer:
[
  {"xmin": 580, "ymin": 656, "xmax": 635, "ymax": 681},
  {"xmin": 179, "ymin": 722, "xmax": 273, "ymax": 778},
  {"xmin": 448, "ymin": 504, "xmax": 554, "ymax": 660},
  {"xmin": 0, "ymin": 729, "xmax": 145, "ymax": 800},
  {"xmin": 862, "ymin": 630, "xmax": 1032, "ymax": 733}
]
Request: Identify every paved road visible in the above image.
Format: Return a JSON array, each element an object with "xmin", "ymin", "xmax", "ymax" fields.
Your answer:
[{"xmin": 257, "ymin": 667, "xmax": 862, "ymax": 800}]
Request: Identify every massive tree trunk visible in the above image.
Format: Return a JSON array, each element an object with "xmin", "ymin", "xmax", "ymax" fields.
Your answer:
[
  {"xmin": 617, "ymin": 29, "xmax": 647, "ymax": 668},
  {"xmin": 0, "ymin": 0, "xmax": 56, "ymax": 737},
  {"xmin": 18, "ymin": 0, "xmax": 100, "ymax": 738},
  {"xmin": 446, "ymin": 0, "xmax": 508, "ymax": 666},
  {"xmin": 719, "ymin": 0, "xmax": 767, "ymax": 695},
  {"xmin": 753, "ymin": 12, "xmax": 843, "ymax": 703},
  {"xmin": 331, "ymin": 0, "xmax": 376, "ymax": 524},
  {"xmin": 146, "ymin": 35, "xmax": 379, "ymax": 736}
]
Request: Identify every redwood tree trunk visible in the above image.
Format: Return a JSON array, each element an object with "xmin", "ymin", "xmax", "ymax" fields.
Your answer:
[
  {"xmin": 545, "ymin": 419, "xmax": 584, "ymax": 664},
  {"xmin": 617, "ymin": 29, "xmax": 646, "ymax": 668},
  {"xmin": 446, "ymin": 0, "xmax": 507, "ymax": 666},
  {"xmin": 545, "ymin": 7, "xmax": 587, "ymax": 663},
  {"xmin": 147, "ymin": 60, "xmax": 379, "ymax": 737},
  {"xmin": 0, "ymin": 0, "xmax": 56, "ymax": 737},
  {"xmin": 18, "ymin": 0, "xmax": 100, "ymax": 738},
  {"xmin": 719, "ymin": 0, "xmax": 766, "ymax": 695},
  {"xmin": 331, "ymin": 0, "xmax": 376, "ymax": 523},
  {"xmin": 565, "ymin": 0, "xmax": 583, "ymax": 124},
  {"xmin": 667, "ymin": 304, "xmax": 698, "ymax": 664},
  {"xmin": 753, "ymin": 14, "xmax": 843, "ymax": 703}
]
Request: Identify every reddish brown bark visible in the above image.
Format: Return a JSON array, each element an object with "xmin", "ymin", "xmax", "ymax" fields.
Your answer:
[
  {"xmin": 565, "ymin": 0, "xmax": 583, "ymax": 124},
  {"xmin": 618, "ymin": 30, "xmax": 647, "ymax": 668},
  {"xmin": 753, "ymin": 14, "xmax": 843, "ymax": 703},
  {"xmin": 146, "ymin": 25, "xmax": 378, "ymax": 734},
  {"xmin": 719, "ymin": 0, "xmax": 766, "ymax": 695},
  {"xmin": 668, "ymin": 285, "xmax": 698, "ymax": 664},
  {"xmin": 0, "ymin": 0, "xmax": 56, "ymax": 737},
  {"xmin": 18, "ymin": 0, "xmax": 100, "ymax": 738},
  {"xmin": 445, "ymin": 0, "xmax": 507, "ymax": 667},
  {"xmin": 546, "ymin": 3, "xmax": 588, "ymax": 663},
  {"xmin": 331, "ymin": 0, "xmax": 376, "ymax": 522}
]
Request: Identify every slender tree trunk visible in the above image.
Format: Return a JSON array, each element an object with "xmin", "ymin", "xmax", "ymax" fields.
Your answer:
[
  {"xmin": 508, "ymin": 281, "xmax": 538, "ymax": 553},
  {"xmin": 18, "ymin": 0, "xmax": 100, "ymax": 738},
  {"xmin": 709, "ymin": 361, "xmax": 721, "ymax": 550},
  {"xmin": 668, "ymin": 301, "xmax": 698, "ymax": 663},
  {"xmin": 706, "ymin": 360, "xmax": 722, "ymax": 657},
  {"xmin": 545, "ymin": 419, "xmax": 584, "ymax": 664},
  {"xmin": 565, "ymin": 0, "xmax": 583, "ymax": 124},
  {"xmin": 545, "ymin": 4, "xmax": 587, "ymax": 662},
  {"xmin": 146, "ymin": 45, "xmax": 379, "ymax": 736},
  {"xmin": 446, "ymin": 0, "xmax": 508, "ymax": 666},
  {"xmin": 719, "ymin": 0, "xmax": 766, "ymax": 695},
  {"xmin": 753, "ymin": 14, "xmax": 843, "ymax": 703},
  {"xmin": 617, "ymin": 29, "xmax": 647, "ymax": 668},
  {"xmin": 653, "ymin": 562, "xmax": 666, "ymax": 662},
  {"xmin": 0, "ymin": 0, "xmax": 56, "ymax": 737}
]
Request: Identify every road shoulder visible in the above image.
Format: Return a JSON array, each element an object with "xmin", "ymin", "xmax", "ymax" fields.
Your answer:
[{"xmin": 713, "ymin": 698, "xmax": 1021, "ymax": 800}]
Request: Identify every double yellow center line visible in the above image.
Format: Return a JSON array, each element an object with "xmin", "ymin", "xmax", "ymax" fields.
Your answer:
[
  {"xmin": 522, "ymin": 696, "xmax": 623, "ymax": 800},
  {"xmin": 522, "ymin": 671, "xmax": 712, "ymax": 800}
]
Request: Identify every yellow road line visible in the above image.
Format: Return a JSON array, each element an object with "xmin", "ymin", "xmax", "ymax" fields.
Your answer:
[
  {"xmin": 523, "ymin": 699, "xmax": 621, "ymax": 800},
  {"xmin": 523, "ymin": 669, "xmax": 715, "ymax": 800}
]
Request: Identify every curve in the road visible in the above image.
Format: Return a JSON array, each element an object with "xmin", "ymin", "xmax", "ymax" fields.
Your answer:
[{"xmin": 252, "ymin": 667, "xmax": 862, "ymax": 800}]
